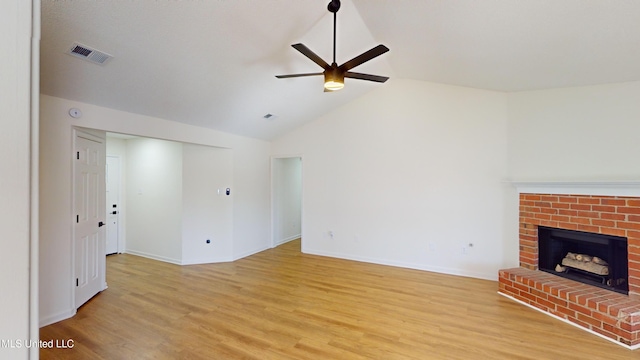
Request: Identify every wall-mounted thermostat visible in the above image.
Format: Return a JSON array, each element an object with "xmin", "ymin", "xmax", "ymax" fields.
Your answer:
[{"xmin": 69, "ymin": 108, "xmax": 82, "ymax": 118}]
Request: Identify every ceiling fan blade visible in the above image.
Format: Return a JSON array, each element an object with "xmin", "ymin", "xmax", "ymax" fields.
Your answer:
[
  {"xmin": 276, "ymin": 72, "xmax": 323, "ymax": 79},
  {"xmin": 339, "ymin": 45, "xmax": 389, "ymax": 72},
  {"xmin": 291, "ymin": 43, "xmax": 330, "ymax": 69},
  {"xmin": 344, "ymin": 72, "xmax": 389, "ymax": 83}
]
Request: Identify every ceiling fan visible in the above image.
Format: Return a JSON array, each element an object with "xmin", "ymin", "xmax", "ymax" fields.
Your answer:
[{"xmin": 276, "ymin": 0, "xmax": 389, "ymax": 92}]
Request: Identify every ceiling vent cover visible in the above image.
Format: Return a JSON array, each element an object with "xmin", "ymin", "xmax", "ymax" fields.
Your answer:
[{"xmin": 67, "ymin": 43, "xmax": 113, "ymax": 65}]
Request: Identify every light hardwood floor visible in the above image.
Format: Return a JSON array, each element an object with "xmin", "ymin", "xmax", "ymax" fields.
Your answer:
[{"xmin": 41, "ymin": 239, "xmax": 636, "ymax": 359}]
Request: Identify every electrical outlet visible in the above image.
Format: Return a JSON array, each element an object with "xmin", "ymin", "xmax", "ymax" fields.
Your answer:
[{"xmin": 462, "ymin": 243, "xmax": 474, "ymax": 255}]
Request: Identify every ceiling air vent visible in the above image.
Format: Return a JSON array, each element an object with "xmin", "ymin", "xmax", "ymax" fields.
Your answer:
[{"xmin": 67, "ymin": 43, "xmax": 113, "ymax": 65}]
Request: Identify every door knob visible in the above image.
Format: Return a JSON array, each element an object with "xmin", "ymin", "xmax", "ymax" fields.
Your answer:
[
  {"xmin": 111, "ymin": 211, "xmax": 117, "ymax": 215},
  {"xmin": 98, "ymin": 221, "xmax": 105, "ymax": 227}
]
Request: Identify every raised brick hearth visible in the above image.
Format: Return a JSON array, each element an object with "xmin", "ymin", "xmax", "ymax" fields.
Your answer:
[{"xmin": 499, "ymin": 192, "xmax": 640, "ymax": 348}]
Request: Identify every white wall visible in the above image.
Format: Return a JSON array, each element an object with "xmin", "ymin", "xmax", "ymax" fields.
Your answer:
[
  {"xmin": 125, "ymin": 138, "xmax": 183, "ymax": 263},
  {"xmin": 508, "ymin": 81, "xmax": 640, "ymax": 180},
  {"xmin": 182, "ymin": 144, "xmax": 233, "ymax": 264},
  {"xmin": 1, "ymin": 0, "xmax": 34, "ymax": 358},
  {"xmin": 272, "ymin": 79, "xmax": 514, "ymax": 280},
  {"xmin": 273, "ymin": 157, "xmax": 302, "ymax": 245},
  {"xmin": 39, "ymin": 95, "xmax": 271, "ymax": 326}
]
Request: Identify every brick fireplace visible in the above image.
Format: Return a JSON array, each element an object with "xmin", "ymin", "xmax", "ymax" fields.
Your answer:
[{"xmin": 499, "ymin": 187, "xmax": 640, "ymax": 349}]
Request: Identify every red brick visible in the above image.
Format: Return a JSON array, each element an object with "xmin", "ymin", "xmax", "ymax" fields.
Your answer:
[
  {"xmin": 559, "ymin": 196, "xmax": 578, "ymax": 203},
  {"xmin": 538, "ymin": 220, "xmax": 559, "ymax": 228},
  {"xmin": 591, "ymin": 219, "xmax": 616, "ymax": 227},
  {"xmin": 534, "ymin": 213, "xmax": 552, "ymax": 221},
  {"xmin": 628, "ymin": 215, "xmax": 640, "ymax": 223},
  {"xmin": 629, "ymin": 268, "xmax": 640, "ymax": 279},
  {"xmin": 618, "ymin": 206, "xmax": 640, "ymax": 215},
  {"xmin": 540, "ymin": 207, "xmax": 558, "ymax": 215},
  {"xmin": 557, "ymin": 222, "xmax": 578, "ymax": 230},
  {"xmin": 576, "ymin": 313, "xmax": 602, "ymax": 327},
  {"xmin": 601, "ymin": 198, "xmax": 627, "ymax": 206},
  {"xmin": 534, "ymin": 202, "xmax": 552, "ymax": 208},
  {"xmin": 592, "ymin": 205, "xmax": 616, "ymax": 213},
  {"xmin": 569, "ymin": 302, "xmax": 593, "ymax": 316},
  {"xmin": 577, "ymin": 211, "xmax": 600, "ymax": 218},
  {"xmin": 555, "ymin": 305, "xmax": 575, "ymax": 318},
  {"xmin": 502, "ymin": 285, "xmax": 519, "ymax": 295},
  {"xmin": 577, "ymin": 224, "xmax": 600, "ymax": 233},
  {"xmin": 512, "ymin": 293, "xmax": 531, "ymax": 304},
  {"xmin": 551, "ymin": 215, "xmax": 570, "ymax": 222},
  {"xmin": 604, "ymin": 323, "xmax": 633, "ymax": 339},
  {"xmin": 571, "ymin": 204, "xmax": 592, "ymax": 211},
  {"xmin": 578, "ymin": 197, "xmax": 600, "ymax": 205},
  {"xmin": 601, "ymin": 212, "xmax": 626, "ymax": 221},
  {"xmin": 522, "ymin": 194, "xmax": 541, "ymax": 201},
  {"xmin": 628, "ymin": 199, "xmax": 640, "ymax": 207},
  {"xmin": 627, "ymin": 230, "xmax": 640, "ymax": 239},
  {"xmin": 514, "ymin": 282, "xmax": 529, "ymax": 292},
  {"xmin": 548, "ymin": 296, "xmax": 568, "ymax": 308},
  {"xmin": 551, "ymin": 202, "xmax": 571, "ymax": 209},
  {"xmin": 529, "ymin": 218, "xmax": 542, "ymax": 226},
  {"xmin": 628, "ymin": 253, "xmax": 640, "ymax": 263},
  {"xmin": 541, "ymin": 195, "xmax": 559, "ymax": 202},
  {"xmin": 601, "ymin": 227, "xmax": 626, "ymax": 237},
  {"xmin": 618, "ymin": 221, "xmax": 640, "ymax": 231},
  {"xmin": 519, "ymin": 252, "xmax": 537, "ymax": 261},
  {"xmin": 535, "ymin": 297, "xmax": 556, "ymax": 310},
  {"xmin": 558, "ymin": 209, "xmax": 578, "ymax": 217},
  {"xmin": 592, "ymin": 311, "xmax": 619, "ymax": 326},
  {"xmin": 569, "ymin": 217, "xmax": 591, "ymax": 225},
  {"xmin": 520, "ymin": 291, "xmax": 537, "ymax": 302}
]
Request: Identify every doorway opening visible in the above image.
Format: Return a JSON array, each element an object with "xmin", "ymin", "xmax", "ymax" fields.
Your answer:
[{"xmin": 272, "ymin": 157, "xmax": 303, "ymax": 250}]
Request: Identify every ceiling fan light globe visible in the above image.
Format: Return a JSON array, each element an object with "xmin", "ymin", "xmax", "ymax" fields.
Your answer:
[{"xmin": 324, "ymin": 80, "xmax": 344, "ymax": 91}]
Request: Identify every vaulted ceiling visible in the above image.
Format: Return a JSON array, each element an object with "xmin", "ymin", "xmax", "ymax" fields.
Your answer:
[{"xmin": 40, "ymin": 0, "xmax": 640, "ymax": 140}]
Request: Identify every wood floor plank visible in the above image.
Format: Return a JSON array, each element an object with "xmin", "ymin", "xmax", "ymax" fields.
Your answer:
[{"xmin": 40, "ymin": 239, "xmax": 637, "ymax": 359}]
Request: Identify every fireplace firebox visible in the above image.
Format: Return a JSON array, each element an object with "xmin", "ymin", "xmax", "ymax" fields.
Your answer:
[{"xmin": 538, "ymin": 226, "xmax": 628, "ymax": 294}]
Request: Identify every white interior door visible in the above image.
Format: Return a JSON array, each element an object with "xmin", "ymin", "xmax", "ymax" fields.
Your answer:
[
  {"xmin": 106, "ymin": 155, "xmax": 120, "ymax": 255},
  {"xmin": 74, "ymin": 130, "xmax": 106, "ymax": 308}
]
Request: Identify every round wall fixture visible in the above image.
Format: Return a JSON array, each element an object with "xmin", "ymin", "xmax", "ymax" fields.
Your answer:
[{"xmin": 69, "ymin": 108, "xmax": 82, "ymax": 118}]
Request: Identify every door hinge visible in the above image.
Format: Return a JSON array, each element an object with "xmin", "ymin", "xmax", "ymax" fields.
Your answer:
[
  {"xmin": 76, "ymin": 215, "xmax": 79, "ymax": 223},
  {"xmin": 76, "ymin": 151, "xmax": 80, "ymax": 160},
  {"xmin": 76, "ymin": 278, "xmax": 79, "ymax": 287}
]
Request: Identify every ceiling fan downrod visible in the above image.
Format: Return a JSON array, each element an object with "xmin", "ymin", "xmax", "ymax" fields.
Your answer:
[{"xmin": 328, "ymin": 0, "xmax": 341, "ymax": 65}]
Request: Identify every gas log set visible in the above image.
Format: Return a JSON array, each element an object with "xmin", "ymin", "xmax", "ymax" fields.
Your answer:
[{"xmin": 555, "ymin": 252, "xmax": 626, "ymax": 288}]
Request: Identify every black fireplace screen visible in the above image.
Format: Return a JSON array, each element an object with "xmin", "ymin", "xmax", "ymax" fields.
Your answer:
[{"xmin": 538, "ymin": 226, "xmax": 628, "ymax": 294}]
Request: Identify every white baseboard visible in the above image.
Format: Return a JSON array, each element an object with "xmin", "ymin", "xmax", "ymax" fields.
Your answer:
[
  {"xmin": 303, "ymin": 248, "xmax": 498, "ymax": 281},
  {"xmin": 233, "ymin": 245, "xmax": 269, "ymax": 261},
  {"xmin": 39, "ymin": 308, "xmax": 76, "ymax": 328},
  {"xmin": 274, "ymin": 234, "xmax": 301, "ymax": 247},
  {"xmin": 498, "ymin": 292, "xmax": 639, "ymax": 350},
  {"xmin": 181, "ymin": 256, "xmax": 232, "ymax": 265},
  {"xmin": 124, "ymin": 249, "xmax": 181, "ymax": 265}
]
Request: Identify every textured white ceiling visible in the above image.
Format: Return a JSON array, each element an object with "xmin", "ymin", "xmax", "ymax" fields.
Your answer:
[{"xmin": 40, "ymin": 0, "xmax": 640, "ymax": 140}]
